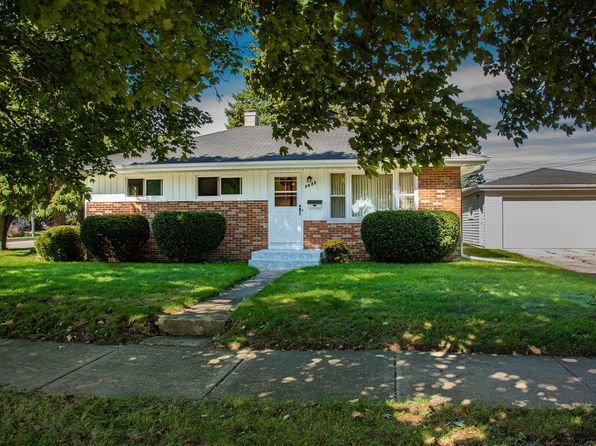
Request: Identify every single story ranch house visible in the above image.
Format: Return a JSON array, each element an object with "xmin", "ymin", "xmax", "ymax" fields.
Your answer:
[{"xmin": 86, "ymin": 111, "xmax": 488, "ymax": 267}]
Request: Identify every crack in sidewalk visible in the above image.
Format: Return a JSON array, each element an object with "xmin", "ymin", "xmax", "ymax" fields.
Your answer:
[{"xmin": 36, "ymin": 347, "xmax": 119, "ymax": 391}]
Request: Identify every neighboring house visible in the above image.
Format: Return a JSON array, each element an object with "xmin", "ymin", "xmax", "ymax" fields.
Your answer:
[
  {"xmin": 462, "ymin": 168, "xmax": 596, "ymax": 249},
  {"xmin": 86, "ymin": 111, "xmax": 487, "ymax": 266}
]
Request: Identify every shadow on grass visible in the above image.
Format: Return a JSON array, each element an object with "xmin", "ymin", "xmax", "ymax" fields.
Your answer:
[
  {"xmin": 0, "ymin": 252, "xmax": 256, "ymax": 343},
  {"xmin": 219, "ymin": 261, "xmax": 596, "ymax": 355}
]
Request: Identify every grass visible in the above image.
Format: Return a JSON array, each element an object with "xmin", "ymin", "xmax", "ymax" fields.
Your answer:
[
  {"xmin": 463, "ymin": 245, "xmax": 530, "ymax": 263},
  {"xmin": 0, "ymin": 250, "xmax": 256, "ymax": 344},
  {"xmin": 217, "ymin": 253, "xmax": 596, "ymax": 355},
  {"xmin": 0, "ymin": 389, "xmax": 593, "ymax": 446}
]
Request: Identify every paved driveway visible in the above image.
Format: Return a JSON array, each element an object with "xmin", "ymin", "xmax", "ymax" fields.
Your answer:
[{"xmin": 512, "ymin": 248, "xmax": 596, "ymax": 275}]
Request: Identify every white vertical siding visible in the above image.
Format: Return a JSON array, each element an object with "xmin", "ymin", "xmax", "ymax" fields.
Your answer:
[
  {"xmin": 484, "ymin": 193, "xmax": 503, "ymax": 248},
  {"xmin": 462, "ymin": 193, "xmax": 482, "ymax": 246},
  {"xmin": 88, "ymin": 167, "xmax": 420, "ymax": 222}
]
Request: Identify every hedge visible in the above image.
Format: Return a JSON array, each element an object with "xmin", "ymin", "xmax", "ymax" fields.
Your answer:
[
  {"xmin": 80, "ymin": 215, "xmax": 150, "ymax": 261},
  {"xmin": 361, "ymin": 210, "xmax": 460, "ymax": 263},
  {"xmin": 151, "ymin": 211, "xmax": 226, "ymax": 262},
  {"xmin": 34, "ymin": 226, "xmax": 86, "ymax": 262}
]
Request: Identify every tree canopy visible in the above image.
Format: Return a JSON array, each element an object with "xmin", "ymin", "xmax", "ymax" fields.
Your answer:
[{"xmin": 1, "ymin": 0, "xmax": 593, "ymax": 188}]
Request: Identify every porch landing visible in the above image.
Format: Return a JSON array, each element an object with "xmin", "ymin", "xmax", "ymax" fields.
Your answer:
[{"xmin": 249, "ymin": 249, "xmax": 324, "ymax": 270}]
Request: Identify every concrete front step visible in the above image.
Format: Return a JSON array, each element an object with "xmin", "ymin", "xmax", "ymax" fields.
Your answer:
[
  {"xmin": 249, "ymin": 249, "xmax": 324, "ymax": 270},
  {"xmin": 157, "ymin": 313, "xmax": 227, "ymax": 337}
]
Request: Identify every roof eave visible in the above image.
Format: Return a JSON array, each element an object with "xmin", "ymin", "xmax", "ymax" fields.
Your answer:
[{"xmin": 113, "ymin": 156, "xmax": 488, "ymax": 173}]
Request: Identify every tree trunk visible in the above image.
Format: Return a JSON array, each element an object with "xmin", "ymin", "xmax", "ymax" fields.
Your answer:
[{"xmin": 0, "ymin": 215, "xmax": 14, "ymax": 251}]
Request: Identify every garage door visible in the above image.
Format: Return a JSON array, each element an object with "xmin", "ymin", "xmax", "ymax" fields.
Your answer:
[{"xmin": 503, "ymin": 199, "xmax": 596, "ymax": 248}]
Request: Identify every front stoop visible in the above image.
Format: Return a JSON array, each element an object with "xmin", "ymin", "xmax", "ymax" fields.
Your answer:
[
  {"xmin": 249, "ymin": 249, "xmax": 324, "ymax": 270},
  {"xmin": 157, "ymin": 270, "xmax": 286, "ymax": 337}
]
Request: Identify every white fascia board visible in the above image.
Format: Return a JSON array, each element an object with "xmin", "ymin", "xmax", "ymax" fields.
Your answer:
[{"xmin": 114, "ymin": 157, "xmax": 488, "ymax": 174}]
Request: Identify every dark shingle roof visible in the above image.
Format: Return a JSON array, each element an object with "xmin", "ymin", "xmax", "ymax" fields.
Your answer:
[
  {"xmin": 110, "ymin": 125, "xmax": 486, "ymax": 168},
  {"xmin": 487, "ymin": 168, "xmax": 596, "ymax": 186}
]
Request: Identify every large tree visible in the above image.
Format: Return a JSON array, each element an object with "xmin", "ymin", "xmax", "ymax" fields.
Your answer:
[
  {"xmin": 1, "ymin": 0, "xmax": 593, "ymax": 187},
  {"xmin": 248, "ymin": 0, "xmax": 594, "ymax": 174},
  {"xmin": 1, "ymin": 0, "xmax": 244, "ymax": 191}
]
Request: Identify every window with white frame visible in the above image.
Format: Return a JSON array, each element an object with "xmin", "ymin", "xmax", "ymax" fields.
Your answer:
[
  {"xmin": 127, "ymin": 178, "xmax": 163, "ymax": 197},
  {"xmin": 351, "ymin": 174, "xmax": 392, "ymax": 217},
  {"xmin": 398, "ymin": 173, "xmax": 416, "ymax": 209},
  {"xmin": 197, "ymin": 177, "xmax": 242, "ymax": 197},
  {"xmin": 330, "ymin": 173, "xmax": 346, "ymax": 218}
]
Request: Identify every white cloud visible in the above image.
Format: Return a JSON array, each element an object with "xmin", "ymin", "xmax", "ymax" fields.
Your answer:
[
  {"xmin": 449, "ymin": 64, "xmax": 510, "ymax": 102},
  {"xmin": 481, "ymin": 131, "xmax": 596, "ymax": 181}
]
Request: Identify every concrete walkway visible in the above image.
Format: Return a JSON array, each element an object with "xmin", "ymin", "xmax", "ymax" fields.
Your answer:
[
  {"xmin": 1, "ymin": 338, "xmax": 594, "ymax": 407},
  {"xmin": 158, "ymin": 270, "xmax": 287, "ymax": 336}
]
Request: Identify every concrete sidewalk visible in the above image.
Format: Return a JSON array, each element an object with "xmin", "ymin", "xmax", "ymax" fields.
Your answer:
[{"xmin": 1, "ymin": 338, "xmax": 594, "ymax": 407}]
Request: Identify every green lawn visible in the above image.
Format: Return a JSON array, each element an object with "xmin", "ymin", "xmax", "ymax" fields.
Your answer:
[
  {"xmin": 217, "ymin": 254, "xmax": 596, "ymax": 355},
  {"xmin": 0, "ymin": 250, "xmax": 256, "ymax": 344},
  {"xmin": 1, "ymin": 389, "xmax": 593, "ymax": 446}
]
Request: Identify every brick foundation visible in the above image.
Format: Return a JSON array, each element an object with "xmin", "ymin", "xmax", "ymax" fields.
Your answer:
[
  {"xmin": 304, "ymin": 220, "xmax": 368, "ymax": 260},
  {"xmin": 85, "ymin": 201, "xmax": 268, "ymax": 261}
]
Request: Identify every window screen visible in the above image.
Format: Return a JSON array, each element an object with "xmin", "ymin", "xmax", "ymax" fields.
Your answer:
[
  {"xmin": 221, "ymin": 177, "xmax": 242, "ymax": 195},
  {"xmin": 198, "ymin": 177, "xmax": 218, "ymax": 196},
  {"xmin": 330, "ymin": 174, "xmax": 346, "ymax": 218},
  {"xmin": 146, "ymin": 179, "xmax": 163, "ymax": 196},
  {"xmin": 127, "ymin": 179, "xmax": 144, "ymax": 196}
]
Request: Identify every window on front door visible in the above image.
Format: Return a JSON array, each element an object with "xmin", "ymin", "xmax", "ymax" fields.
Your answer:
[{"xmin": 274, "ymin": 177, "xmax": 297, "ymax": 206}]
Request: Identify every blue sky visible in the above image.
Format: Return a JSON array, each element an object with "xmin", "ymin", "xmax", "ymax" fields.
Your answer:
[{"xmin": 198, "ymin": 61, "xmax": 596, "ymax": 182}]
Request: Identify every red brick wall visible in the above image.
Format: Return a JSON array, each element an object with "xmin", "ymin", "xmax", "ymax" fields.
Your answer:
[
  {"xmin": 85, "ymin": 201, "xmax": 268, "ymax": 261},
  {"xmin": 303, "ymin": 167, "xmax": 462, "ymax": 260},
  {"xmin": 304, "ymin": 220, "xmax": 368, "ymax": 260},
  {"xmin": 418, "ymin": 167, "xmax": 461, "ymax": 217}
]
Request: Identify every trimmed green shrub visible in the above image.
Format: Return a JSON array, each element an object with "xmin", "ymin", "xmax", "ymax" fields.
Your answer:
[
  {"xmin": 323, "ymin": 239, "xmax": 353, "ymax": 263},
  {"xmin": 35, "ymin": 226, "xmax": 85, "ymax": 261},
  {"xmin": 80, "ymin": 215, "xmax": 150, "ymax": 261},
  {"xmin": 151, "ymin": 211, "xmax": 226, "ymax": 262},
  {"xmin": 361, "ymin": 210, "xmax": 460, "ymax": 263}
]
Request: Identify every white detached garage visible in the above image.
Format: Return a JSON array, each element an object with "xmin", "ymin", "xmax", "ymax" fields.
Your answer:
[{"xmin": 462, "ymin": 168, "xmax": 596, "ymax": 249}]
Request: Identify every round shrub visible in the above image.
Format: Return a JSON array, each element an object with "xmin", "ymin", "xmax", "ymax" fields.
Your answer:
[
  {"xmin": 35, "ymin": 225, "xmax": 85, "ymax": 261},
  {"xmin": 80, "ymin": 215, "xmax": 150, "ymax": 261},
  {"xmin": 361, "ymin": 210, "xmax": 460, "ymax": 263},
  {"xmin": 323, "ymin": 239, "xmax": 353, "ymax": 263},
  {"xmin": 151, "ymin": 211, "xmax": 226, "ymax": 262}
]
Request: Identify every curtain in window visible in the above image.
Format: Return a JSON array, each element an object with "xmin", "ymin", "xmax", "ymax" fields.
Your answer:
[
  {"xmin": 399, "ymin": 173, "xmax": 415, "ymax": 210},
  {"xmin": 351, "ymin": 174, "xmax": 392, "ymax": 217}
]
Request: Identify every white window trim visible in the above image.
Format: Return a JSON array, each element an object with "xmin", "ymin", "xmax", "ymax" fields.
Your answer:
[
  {"xmin": 327, "ymin": 170, "xmax": 418, "ymax": 222},
  {"xmin": 196, "ymin": 174, "xmax": 245, "ymax": 201},
  {"xmin": 125, "ymin": 177, "xmax": 165, "ymax": 200},
  {"xmin": 329, "ymin": 172, "xmax": 347, "ymax": 220}
]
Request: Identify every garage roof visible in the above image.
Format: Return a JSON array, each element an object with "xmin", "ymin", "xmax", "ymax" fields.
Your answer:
[
  {"xmin": 463, "ymin": 168, "xmax": 596, "ymax": 195},
  {"xmin": 487, "ymin": 168, "xmax": 596, "ymax": 186}
]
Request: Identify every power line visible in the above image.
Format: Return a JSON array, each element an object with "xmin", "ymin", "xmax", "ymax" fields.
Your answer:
[{"xmin": 483, "ymin": 155, "xmax": 596, "ymax": 173}]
